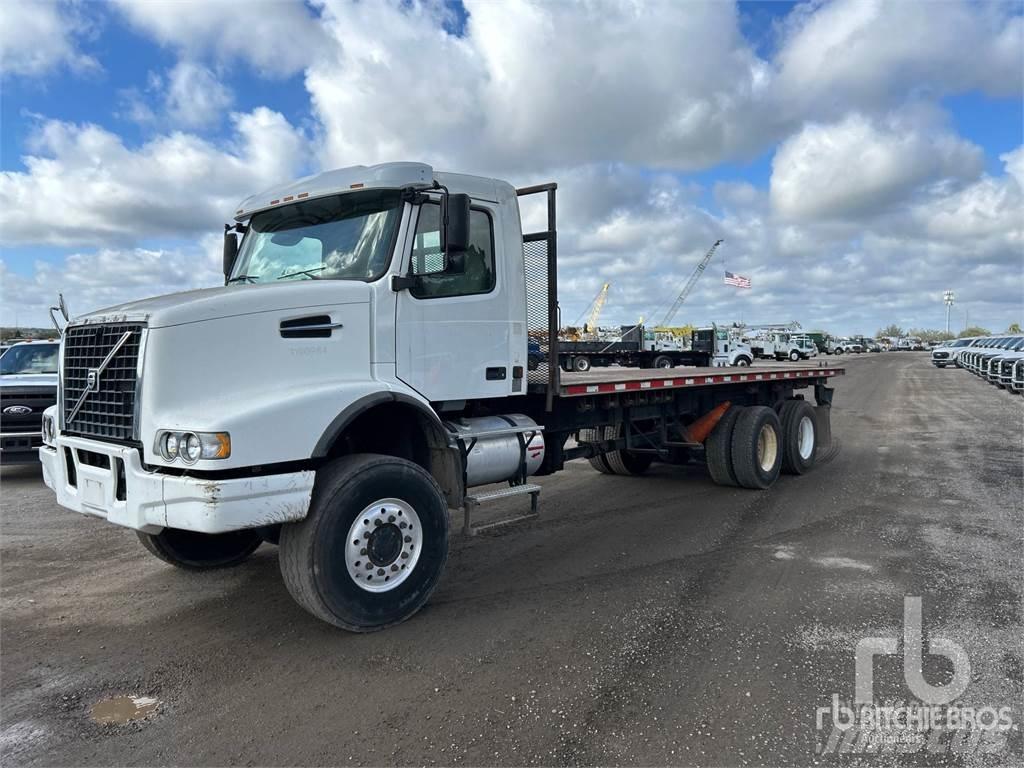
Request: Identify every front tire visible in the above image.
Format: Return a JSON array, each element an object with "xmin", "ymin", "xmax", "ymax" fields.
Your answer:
[
  {"xmin": 789, "ymin": 350, "xmax": 800, "ymax": 361},
  {"xmin": 279, "ymin": 454, "xmax": 449, "ymax": 631},
  {"xmin": 734, "ymin": 356, "xmax": 751, "ymax": 367},
  {"xmin": 730, "ymin": 406, "xmax": 783, "ymax": 490},
  {"xmin": 137, "ymin": 528, "xmax": 262, "ymax": 571}
]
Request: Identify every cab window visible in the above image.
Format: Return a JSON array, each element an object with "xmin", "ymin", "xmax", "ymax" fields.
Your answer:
[{"xmin": 410, "ymin": 203, "xmax": 495, "ymax": 299}]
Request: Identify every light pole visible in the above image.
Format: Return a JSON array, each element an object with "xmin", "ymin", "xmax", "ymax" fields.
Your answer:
[{"xmin": 943, "ymin": 291, "xmax": 955, "ymax": 334}]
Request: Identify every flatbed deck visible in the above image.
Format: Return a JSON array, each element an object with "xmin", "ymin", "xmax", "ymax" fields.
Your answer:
[{"xmin": 557, "ymin": 362, "xmax": 843, "ymax": 397}]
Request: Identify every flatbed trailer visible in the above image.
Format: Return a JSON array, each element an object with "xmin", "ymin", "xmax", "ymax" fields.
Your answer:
[
  {"xmin": 40, "ymin": 163, "xmax": 844, "ymax": 632},
  {"xmin": 558, "ymin": 340, "xmax": 711, "ymax": 371}
]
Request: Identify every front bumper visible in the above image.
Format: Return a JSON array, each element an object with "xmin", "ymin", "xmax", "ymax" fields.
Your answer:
[
  {"xmin": 1, "ymin": 431, "xmax": 43, "ymax": 465},
  {"xmin": 40, "ymin": 435, "xmax": 315, "ymax": 534}
]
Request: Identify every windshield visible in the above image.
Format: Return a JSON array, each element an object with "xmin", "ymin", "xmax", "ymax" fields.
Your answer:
[
  {"xmin": 231, "ymin": 189, "xmax": 404, "ymax": 283},
  {"xmin": 0, "ymin": 344, "xmax": 58, "ymax": 375}
]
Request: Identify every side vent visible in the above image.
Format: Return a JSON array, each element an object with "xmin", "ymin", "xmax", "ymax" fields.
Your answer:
[{"xmin": 279, "ymin": 315, "xmax": 343, "ymax": 339}]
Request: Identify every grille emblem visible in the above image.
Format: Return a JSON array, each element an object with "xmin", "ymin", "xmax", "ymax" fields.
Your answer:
[
  {"xmin": 86, "ymin": 369, "xmax": 100, "ymax": 393},
  {"xmin": 3, "ymin": 405, "xmax": 32, "ymax": 415}
]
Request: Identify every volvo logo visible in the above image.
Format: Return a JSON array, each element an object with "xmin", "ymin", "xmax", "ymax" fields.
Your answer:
[
  {"xmin": 86, "ymin": 369, "xmax": 100, "ymax": 393},
  {"xmin": 3, "ymin": 405, "xmax": 32, "ymax": 416}
]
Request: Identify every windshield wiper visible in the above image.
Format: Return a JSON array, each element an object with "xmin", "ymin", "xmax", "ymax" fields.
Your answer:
[
  {"xmin": 277, "ymin": 266, "xmax": 326, "ymax": 280},
  {"xmin": 226, "ymin": 275, "xmax": 259, "ymax": 284}
]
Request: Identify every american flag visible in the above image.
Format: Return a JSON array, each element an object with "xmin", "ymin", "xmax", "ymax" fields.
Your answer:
[{"xmin": 724, "ymin": 271, "xmax": 751, "ymax": 289}]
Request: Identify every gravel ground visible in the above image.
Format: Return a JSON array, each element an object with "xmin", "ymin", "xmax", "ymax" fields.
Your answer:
[{"xmin": 1, "ymin": 352, "xmax": 1021, "ymax": 766}]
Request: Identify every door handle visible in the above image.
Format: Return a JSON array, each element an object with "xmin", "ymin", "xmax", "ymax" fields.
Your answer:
[
  {"xmin": 485, "ymin": 367, "xmax": 507, "ymax": 381},
  {"xmin": 280, "ymin": 315, "xmax": 343, "ymax": 338}
]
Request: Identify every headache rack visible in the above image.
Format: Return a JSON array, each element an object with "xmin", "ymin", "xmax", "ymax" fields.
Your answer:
[{"xmin": 517, "ymin": 182, "xmax": 559, "ymax": 410}]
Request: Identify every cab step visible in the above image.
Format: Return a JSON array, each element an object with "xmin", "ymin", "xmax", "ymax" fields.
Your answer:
[{"xmin": 462, "ymin": 483, "xmax": 541, "ymax": 536}]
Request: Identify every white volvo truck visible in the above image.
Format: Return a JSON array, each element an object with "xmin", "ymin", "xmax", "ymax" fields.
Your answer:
[{"xmin": 40, "ymin": 163, "xmax": 843, "ymax": 631}]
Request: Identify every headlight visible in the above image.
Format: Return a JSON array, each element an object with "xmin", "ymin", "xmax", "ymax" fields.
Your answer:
[
  {"xmin": 154, "ymin": 430, "xmax": 230, "ymax": 463},
  {"xmin": 41, "ymin": 413, "xmax": 55, "ymax": 446}
]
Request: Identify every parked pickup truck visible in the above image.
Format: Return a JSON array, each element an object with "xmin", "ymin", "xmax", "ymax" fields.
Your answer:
[
  {"xmin": 930, "ymin": 337, "xmax": 980, "ymax": 367},
  {"xmin": 1, "ymin": 340, "xmax": 59, "ymax": 464},
  {"xmin": 40, "ymin": 163, "xmax": 843, "ymax": 631}
]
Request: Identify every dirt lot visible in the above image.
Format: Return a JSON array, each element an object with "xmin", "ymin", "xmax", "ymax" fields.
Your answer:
[{"xmin": 2, "ymin": 353, "xmax": 1021, "ymax": 766}]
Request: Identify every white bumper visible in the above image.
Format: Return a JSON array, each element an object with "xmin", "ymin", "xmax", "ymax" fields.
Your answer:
[{"xmin": 40, "ymin": 435, "xmax": 314, "ymax": 534}]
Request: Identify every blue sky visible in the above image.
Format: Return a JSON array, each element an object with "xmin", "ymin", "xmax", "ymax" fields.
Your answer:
[{"xmin": 1, "ymin": 0, "xmax": 1021, "ymax": 335}]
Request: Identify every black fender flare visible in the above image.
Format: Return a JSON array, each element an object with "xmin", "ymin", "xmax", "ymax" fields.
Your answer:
[{"xmin": 311, "ymin": 391, "xmax": 450, "ymax": 458}]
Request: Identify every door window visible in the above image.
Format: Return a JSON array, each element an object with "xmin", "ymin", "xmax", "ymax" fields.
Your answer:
[{"xmin": 410, "ymin": 203, "xmax": 495, "ymax": 299}]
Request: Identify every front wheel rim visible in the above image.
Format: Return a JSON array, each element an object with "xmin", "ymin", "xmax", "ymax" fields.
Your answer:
[
  {"xmin": 757, "ymin": 424, "xmax": 779, "ymax": 472},
  {"xmin": 797, "ymin": 415, "xmax": 815, "ymax": 460},
  {"xmin": 345, "ymin": 498, "xmax": 423, "ymax": 593}
]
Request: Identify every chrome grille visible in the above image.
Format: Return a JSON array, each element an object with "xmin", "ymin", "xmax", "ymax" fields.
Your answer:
[{"xmin": 62, "ymin": 324, "xmax": 143, "ymax": 442}]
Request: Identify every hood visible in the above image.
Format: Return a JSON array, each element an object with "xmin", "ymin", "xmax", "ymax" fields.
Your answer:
[
  {"xmin": 0, "ymin": 373, "xmax": 58, "ymax": 388},
  {"xmin": 72, "ymin": 281, "xmax": 373, "ymax": 329}
]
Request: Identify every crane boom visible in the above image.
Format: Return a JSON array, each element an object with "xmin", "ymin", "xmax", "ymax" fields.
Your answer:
[
  {"xmin": 660, "ymin": 239, "xmax": 723, "ymax": 327},
  {"xmin": 586, "ymin": 283, "xmax": 610, "ymax": 333}
]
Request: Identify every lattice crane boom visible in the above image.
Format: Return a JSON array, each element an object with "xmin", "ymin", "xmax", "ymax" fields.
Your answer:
[
  {"xmin": 659, "ymin": 239, "xmax": 723, "ymax": 327},
  {"xmin": 586, "ymin": 283, "xmax": 610, "ymax": 332}
]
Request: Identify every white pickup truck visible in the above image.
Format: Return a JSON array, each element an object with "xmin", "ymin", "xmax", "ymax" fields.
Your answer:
[{"xmin": 40, "ymin": 163, "xmax": 843, "ymax": 631}]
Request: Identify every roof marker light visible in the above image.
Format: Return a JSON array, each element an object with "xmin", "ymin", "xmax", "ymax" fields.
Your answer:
[
  {"xmin": 283, "ymin": 196, "xmax": 294, "ymax": 202},
  {"xmin": 350, "ymin": 183, "xmax": 364, "ymax": 189},
  {"xmin": 270, "ymin": 199, "xmax": 280, "ymax": 205},
  {"xmin": 297, "ymin": 192, "xmax": 309, "ymax": 199}
]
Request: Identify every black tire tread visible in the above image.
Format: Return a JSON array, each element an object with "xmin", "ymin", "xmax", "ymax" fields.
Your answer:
[
  {"xmin": 730, "ymin": 406, "xmax": 782, "ymax": 490},
  {"xmin": 779, "ymin": 399, "xmax": 816, "ymax": 475},
  {"xmin": 705, "ymin": 406, "xmax": 741, "ymax": 487},
  {"xmin": 136, "ymin": 528, "xmax": 262, "ymax": 571},
  {"xmin": 278, "ymin": 454, "xmax": 448, "ymax": 631}
]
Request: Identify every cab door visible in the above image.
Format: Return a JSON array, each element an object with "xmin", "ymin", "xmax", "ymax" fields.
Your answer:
[{"xmin": 395, "ymin": 199, "xmax": 514, "ymax": 402}]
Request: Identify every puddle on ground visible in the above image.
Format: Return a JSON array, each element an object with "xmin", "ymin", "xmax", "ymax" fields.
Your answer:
[{"xmin": 89, "ymin": 695, "xmax": 160, "ymax": 725}]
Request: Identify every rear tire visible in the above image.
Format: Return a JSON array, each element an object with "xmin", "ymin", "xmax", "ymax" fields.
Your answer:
[
  {"xmin": 653, "ymin": 355, "xmax": 673, "ymax": 369},
  {"xmin": 779, "ymin": 400, "xmax": 817, "ymax": 475},
  {"xmin": 705, "ymin": 406, "xmax": 742, "ymax": 487},
  {"xmin": 137, "ymin": 528, "xmax": 262, "ymax": 571},
  {"xmin": 279, "ymin": 454, "xmax": 449, "ymax": 631},
  {"xmin": 730, "ymin": 406, "xmax": 783, "ymax": 490},
  {"xmin": 573, "ymin": 356, "xmax": 591, "ymax": 372},
  {"xmin": 580, "ymin": 428, "xmax": 614, "ymax": 474},
  {"xmin": 602, "ymin": 425, "xmax": 653, "ymax": 476}
]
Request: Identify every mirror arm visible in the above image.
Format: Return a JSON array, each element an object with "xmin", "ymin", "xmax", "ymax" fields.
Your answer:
[{"xmin": 391, "ymin": 274, "xmax": 418, "ymax": 292}]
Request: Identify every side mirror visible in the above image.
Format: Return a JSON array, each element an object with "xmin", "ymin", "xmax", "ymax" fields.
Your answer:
[
  {"xmin": 442, "ymin": 193, "xmax": 470, "ymax": 254},
  {"xmin": 223, "ymin": 225, "xmax": 238, "ymax": 284}
]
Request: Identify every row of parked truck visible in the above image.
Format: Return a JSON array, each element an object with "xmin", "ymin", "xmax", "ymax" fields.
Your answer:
[{"xmin": 931, "ymin": 335, "xmax": 1024, "ymax": 393}]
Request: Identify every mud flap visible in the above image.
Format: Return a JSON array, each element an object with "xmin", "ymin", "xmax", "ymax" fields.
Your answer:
[{"xmin": 814, "ymin": 405, "xmax": 832, "ymax": 451}]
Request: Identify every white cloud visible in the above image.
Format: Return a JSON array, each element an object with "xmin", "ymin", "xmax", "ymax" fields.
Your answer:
[
  {"xmin": 0, "ymin": 236, "xmax": 223, "ymax": 328},
  {"xmin": 775, "ymin": 0, "xmax": 1023, "ymax": 114},
  {"xmin": 770, "ymin": 112, "xmax": 984, "ymax": 221},
  {"xmin": 164, "ymin": 61, "xmax": 234, "ymax": 128},
  {"xmin": 0, "ymin": 108, "xmax": 307, "ymax": 247},
  {"xmin": 0, "ymin": 0, "xmax": 98, "ymax": 76},
  {"xmin": 308, "ymin": 0, "xmax": 772, "ymax": 173},
  {"xmin": 112, "ymin": 0, "xmax": 329, "ymax": 76}
]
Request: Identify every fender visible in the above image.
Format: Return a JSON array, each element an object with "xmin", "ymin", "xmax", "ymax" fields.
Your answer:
[{"xmin": 312, "ymin": 390, "xmax": 450, "ymax": 458}]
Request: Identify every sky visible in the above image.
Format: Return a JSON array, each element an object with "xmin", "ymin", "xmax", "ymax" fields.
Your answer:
[{"xmin": 0, "ymin": 0, "xmax": 1021, "ymax": 336}]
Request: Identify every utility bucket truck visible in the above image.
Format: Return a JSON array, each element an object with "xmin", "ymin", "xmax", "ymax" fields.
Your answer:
[{"xmin": 40, "ymin": 163, "xmax": 843, "ymax": 631}]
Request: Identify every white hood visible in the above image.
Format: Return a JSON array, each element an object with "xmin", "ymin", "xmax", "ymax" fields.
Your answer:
[{"xmin": 72, "ymin": 281, "xmax": 372, "ymax": 329}]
